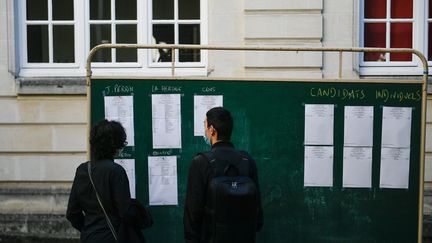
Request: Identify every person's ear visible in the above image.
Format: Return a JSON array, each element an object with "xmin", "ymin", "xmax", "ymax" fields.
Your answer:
[{"xmin": 209, "ymin": 125, "xmax": 215, "ymax": 135}]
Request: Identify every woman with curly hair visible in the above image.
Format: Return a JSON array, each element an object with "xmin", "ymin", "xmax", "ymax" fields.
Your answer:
[{"xmin": 66, "ymin": 119, "xmax": 145, "ymax": 243}]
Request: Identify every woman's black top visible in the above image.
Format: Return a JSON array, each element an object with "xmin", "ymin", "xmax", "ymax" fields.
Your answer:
[{"xmin": 66, "ymin": 160, "xmax": 131, "ymax": 243}]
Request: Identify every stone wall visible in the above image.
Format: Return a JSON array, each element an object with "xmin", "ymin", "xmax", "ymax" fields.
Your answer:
[
  {"xmin": 0, "ymin": 183, "xmax": 79, "ymax": 242},
  {"xmin": 243, "ymin": 0, "xmax": 323, "ymax": 79},
  {"xmin": 0, "ymin": 0, "xmax": 430, "ymax": 241}
]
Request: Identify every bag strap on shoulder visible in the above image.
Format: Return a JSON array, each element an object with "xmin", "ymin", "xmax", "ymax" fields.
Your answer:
[
  {"xmin": 87, "ymin": 161, "xmax": 119, "ymax": 242},
  {"xmin": 198, "ymin": 151, "xmax": 216, "ymax": 163},
  {"xmin": 199, "ymin": 150, "xmax": 250, "ymax": 176},
  {"xmin": 236, "ymin": 151, "xmax": 251, "ymax": 176}
]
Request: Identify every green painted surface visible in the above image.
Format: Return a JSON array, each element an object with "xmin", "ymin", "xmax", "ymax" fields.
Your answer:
[{"xmin": 91, "ymin": 79, "xmax": 422, "ymax": 242}]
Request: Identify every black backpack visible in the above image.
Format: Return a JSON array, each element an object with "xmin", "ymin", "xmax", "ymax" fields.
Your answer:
[{"xmin": 201, "ymin": 151, "xmax": 258, "ymax": 243}]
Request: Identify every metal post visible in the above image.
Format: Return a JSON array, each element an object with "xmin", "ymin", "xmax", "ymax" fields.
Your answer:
[
  {"xmin": 417, "ymin": 53, "xmax": 429, "ymax": 243},
  {"xmin": 171, "ymin": 48, "xmax": 175, "ymax": 76},
  {"xmin": 338, "ymin": 51, "xmax": 343, "ymax": 79}
]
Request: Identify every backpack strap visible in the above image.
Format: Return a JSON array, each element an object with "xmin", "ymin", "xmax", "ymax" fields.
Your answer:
[
  {"xmin": 198, "ymin": 151, "xmax": 225, "ymax": 176},
  {"xmin": 198, "ymin": 150, "xmax": 250, "ymax": 177},
  {"xmin": 236, "ymin": 151, "xmax": 251, "ymax": 177},
  {"xmin": 198, "ymin": 151, "xmax": 216, "ymax": 163}
]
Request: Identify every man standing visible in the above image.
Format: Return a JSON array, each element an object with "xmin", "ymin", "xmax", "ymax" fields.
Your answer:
[{"xmin": 184, "ymin": 107, "xmax": 263, "ymax": 243}]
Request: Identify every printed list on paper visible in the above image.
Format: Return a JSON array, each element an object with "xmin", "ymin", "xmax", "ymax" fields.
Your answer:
[
  {"xmin": 342, "ymin": 147, "xmax": 372, "ymax": 188},
  {"xmin": 115, "ymin": 159, "xmax": 136, "ymax": 198},
  {"xmin": 381, "ymin": 107, "xmax": 412, "ymax": 148},
  {"xmin": 194, "ymin": 95, "xmax": 223, "ymax": 136},
  {"xmin": 104, "ymin": 96, "xmax": 135, "ymax": 146},
  {"xmin": 148, "ymin": 156, "xmax": 178, "ymax": 205},
  {"xmin": 304, "ymin": 104, "xmax": 334, "ymax": 145},
  {"xmin": 151, "ymin": 94, "xmax": 182, "ymax": 149},
  {"xmin": 304, "ymin": 146, "xmax": 334, "ymax": 187},
  {"xmin": 379, "ymin": 147, "xmax": 410, "ymax": 189},
  {"xmin": 344, "ymin": 106, "xmax": 374, "ymax": 147}
]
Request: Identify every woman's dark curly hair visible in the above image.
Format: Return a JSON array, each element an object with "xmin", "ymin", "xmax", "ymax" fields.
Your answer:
[{"xmin": 90, "ymin": 119, "xmax": 127, "ymax": 160}]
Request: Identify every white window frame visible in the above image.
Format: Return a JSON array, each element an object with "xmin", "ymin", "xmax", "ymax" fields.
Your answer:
[
  {"xmin": 425, "ymin": 0, "xmax": 432, "ymax": 66},
  {"xmin": 87, "ymin": 0, "xmax": 141, "ymax": 68},
  {"xmin": 147, "ymin": 0, "xmax": 208, "ymax": 69},
  {"xmin": 359, "ymin": 0, "xmax": 429, "ymax": 76},
  {"xmin": 17, "ymin": 0, "xmax": 208, "ymax": 78},
  {"xmin": 18, "ymin": 0, "xmax": 85, "ymax": 77}
]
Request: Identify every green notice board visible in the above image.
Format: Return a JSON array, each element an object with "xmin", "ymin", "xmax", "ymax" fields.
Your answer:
[{"xmin": 90, "ymin": 78, "xmax": 423, "ymax": 242}]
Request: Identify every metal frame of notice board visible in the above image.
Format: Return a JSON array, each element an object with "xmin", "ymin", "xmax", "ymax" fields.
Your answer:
[{"xmin": 85, "ymin": 44, "xmax": 429, "ymax": 242}]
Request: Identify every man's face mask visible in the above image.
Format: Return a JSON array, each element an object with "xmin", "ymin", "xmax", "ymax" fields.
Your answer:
[
  {"xmin": 203, "ymin": 133, "xmax": 211, "ymax": 146},
  {"xmin": 203, "ymin": 120, "xmax": 212, "ymax": 146}
]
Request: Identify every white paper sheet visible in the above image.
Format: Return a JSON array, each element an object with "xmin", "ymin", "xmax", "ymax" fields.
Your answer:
[
  {"xmin": 379, "ymin": 147, "xmax": 410, "ymax": 189},
  {"xmin": 148, "ymin": 156, "xmax": 178, "ymax": 205},
  {"xmin": 344, "ymin": 106, "xmax": 374, "ymax": 146},
  {"xmin": 381, "ymin": 107, "xmax": 412, "ymax": 148},
  {"xmin": 304, "ymin": 104, "xmax": 334, "ymax": 145},
  {"xmin": 151, "ymin": 94, "xmax": 182, "ymax": 149},
  {"xmin": 342, "ymin": 147, "xmax": 372, "ymax": 188},
  {"xmin": 104, "ymin": 96, "xmax": 135, "ymax": 146},
  {"xmin": 114, "ymin": 159, "xmax": 136, "ymax": 198},
  {"xmin": 193, "ymin": 95, "xmax": 223, "ymax": 136},
  {"xmin": 304, "ymin": 146, "xmax": 333, "ymax": 187}
]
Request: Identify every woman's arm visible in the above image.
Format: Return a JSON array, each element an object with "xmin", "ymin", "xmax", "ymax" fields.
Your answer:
[{"xmin": 66, "ymin": 168, "xmax": 85, "ymax": 231}]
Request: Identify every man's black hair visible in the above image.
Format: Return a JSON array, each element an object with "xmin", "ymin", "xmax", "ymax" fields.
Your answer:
[
  {"xmin": 206, "ymin": 107, "xmax": 233, "ymax": 141},
  {"xmin": 90, "ymin": 119, "xmax": 127, "ymax": 160}
]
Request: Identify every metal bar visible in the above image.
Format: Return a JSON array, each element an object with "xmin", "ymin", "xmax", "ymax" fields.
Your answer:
[
  {"xmin": 171, "ymin": 47, "xmax": 175, "ymax": 76},
  {"xmin": 86, "ymin": 44, "xmax": 426, "ymax": 82},
  {"xmin": 90, "ymin": 76, "xmax": 424, "ymax": 84},
  {"xmin": 86, "ymin": 76, "xmax": 91, "ymax": 161},
  {"xmin": 85, "ymin": 43, "xmax": 423, "ymax": 53},
  {"xmin": 85, "ymin": 44, "xmax": 426, "ymax": 82},
  {"xmin": 418, "ymin": 60, "xmax": 429, "ymax": 243},
  {"xmin": 338, "ymin": 51, "xmax": 343, "ymax": 79}
]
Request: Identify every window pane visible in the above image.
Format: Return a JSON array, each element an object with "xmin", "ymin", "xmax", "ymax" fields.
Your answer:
[
  {"xmin": 90, "ymin": 24, "xmax": 111, "ymax": 62},
  {"xmin": 429, "ymin": 23, "xmax": 432, "ymax": 61},
  {"xmin": 364, "ymin": 23, "xmax": 386, "ymax": 61},
  {"xmin": 391, "ymin": 0, "xmax": 412, "ymax": 18},
  {"xmin": 179, "ymin": 24, "xmax": 200, "ymax": 62},
  {"xmin": 365, "ymin": 0, "xmax": 386, "ymax": 19},
  {"xmin": 53, "ymin": 25, "xmax": 74, "ymax": 63},
  {"xmin": 390, "ymin": 23, "xmax": 412, "ymax": 61},
  {"xmin": 153, "ymin": 0, "xmax": 174, "ymax": 20},
  {"xmin": 27, "ymin": 0, "xmax": 48, "ymax": 20},
  {"xmin": 179, "ymin": 0, "xmax": 200, "ymax": 20},
  {"xmin": 52, "ymin": 0, "xmax": 74, "ymax": 20},
  {"xmin": 90, "ymin": 0, "xmax": 111, "ymax": 20},
  {"xmin": 27, "ymin": 25, "xmax": 49, "ymax": 63},
  {"xmin": 153, "ymin": 24, "xmax": 174, "ymax": 62},
  {"xmin": 116, "ymin": 25, "xmax": 137, "ymax": 62},
  {"xmin": 430, "ymin": 0, "xmax": 432, "ymax": 18},
  {"xmin": 116, "ymin": 0, "xmax": 136, "ymax": 20}
]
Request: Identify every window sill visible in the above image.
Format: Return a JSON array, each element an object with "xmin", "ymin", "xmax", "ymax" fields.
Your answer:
[{"xmin": 16, "ymin": 77, "xmax": 86, "ymax": 95}]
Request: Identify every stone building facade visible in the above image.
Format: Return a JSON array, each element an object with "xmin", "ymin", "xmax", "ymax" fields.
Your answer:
[{"xmin": 0, "ymin": 0, "xmax": 430, "ymax": 241}]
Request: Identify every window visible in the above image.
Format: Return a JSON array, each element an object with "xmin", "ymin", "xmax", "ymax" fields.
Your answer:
[
  {"xmin": 89, "ymin": 0, "xmax": 138, "ymax": 63},
  {"xmin": 151, "ymin": 0, "xmax": 202, "ymax": 64},
  {"xmin": 18, "ymin": 0, "xmax": 207, "ymax": 77},
  {"xmin": 24, "ymin": 0, "xmax": 75, "ymax": 64},
  {"xmin": 360, "ymin": 0, "xmax": 431, "ymax": 75}
]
